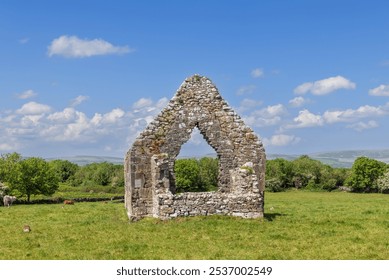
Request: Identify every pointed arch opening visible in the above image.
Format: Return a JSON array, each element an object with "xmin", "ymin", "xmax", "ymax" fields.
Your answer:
[{"xmin": 174, "ymin": 127, "xmax": 219, "ymax": 193}]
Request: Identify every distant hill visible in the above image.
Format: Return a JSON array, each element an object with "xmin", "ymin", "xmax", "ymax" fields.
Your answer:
[
  {"xmin": 49, "ymin": 149, "xmax": 389, "ymax": 168},
  {"xmin": 47, "ymin": 155, "xmax": 123, "ymax": 166},
  {"xmin": 268, "ymin": 149, "xmax": 389, "ymax": 168}
]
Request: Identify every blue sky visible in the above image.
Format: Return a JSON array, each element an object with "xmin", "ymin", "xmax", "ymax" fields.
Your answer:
[{"xmin": 1, "ymin": 0, "xmax": 389, "ymax": 158}]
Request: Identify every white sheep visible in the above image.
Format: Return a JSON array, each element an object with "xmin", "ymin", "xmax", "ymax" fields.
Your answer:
[{"xmin": 3, "ymin": 195, "xmax": 17, "ymax": 207}]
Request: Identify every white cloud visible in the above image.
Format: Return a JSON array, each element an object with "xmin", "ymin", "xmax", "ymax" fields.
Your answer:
[
  {"xmin": 251, "ymin": 68, "xmax": 264, "ymax": 78},
  {"xmin": 243, "ymin": 104, "xmax": 286, "ymax": 127},
  {"xmin": 156, "ymin": 97, "xmax": 169, "ymax": 109},
  {"xmin": 236, "ymin": 98, "xmax": 263, "ymax": 113},
  {"xmin": 47, "ymin": 35, "xmax": 133, "ymax": 58},
  {"xmin": 288, "ymin": 109, "xmax": 324, "ymax": 128},
  {"xmin": 17, "ymin": 89, "xmax": 37, "ymax": 99},
  {"xmin": 21, "ymin": 114, "xmax": 44, "ymax": 126},
  {"xmin": 323, "ymin": 105, "xmax": 387, "ymax": 124},
  {"xmin": 101, "ymin": 108, "xmax": 125, "ymax": 124},
  {"xmin": 237, "ymin": 85, "xmax": 256, "ymax": 95},
  {"xmin": 133, "ymin": 98, "xmax": 153, "ymax": 109},
  {"xmin": 70, "ymin": 95, "xmax": 89, "ymax": 107},
  {"xmin": 258, "ymin": 104, "xmax": 286, "ymax": 117},
  {"xmin": 347, "ymin": 121, "xmax": 379, "ymax": 132},
  {"xmin": 241, "ymin": 98, "xmax": 263, "ymax": 108},
  {"xmin": 294, "ymin": 76, "xmax": 356, "ymax": 95},
  {"xmin": 294, "ymin": 82, "xmax": 314, "ymax": 95},
  {"xmin": 47, "ymin": 108, "xmax": 78, "ymax": 123},
  {"xmin": 263, "ymin": 134, "xmax": 300, "ymax": 146},
  {"xmin": 0, "ymin": 96, "xmax": 174, "ymax": 155},
  {"xmin": 369, "ymin": 84, "xmax": 389, "ymax": 96},
  {"xmin": 288, "ymin": 96, "xmax": 307, "ymax": 107},
  {"xmin": 61, "ymin": 112, "xmax": 90, "ymax": 140},
  {"xmin": 16, "ymin": 102, "xmax": 51, "ymax": 115}
]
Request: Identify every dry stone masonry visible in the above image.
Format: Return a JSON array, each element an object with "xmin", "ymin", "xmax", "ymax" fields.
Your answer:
[{"xmin": 125, "ymin": 75, "xmax": 266, "ymax": 220}]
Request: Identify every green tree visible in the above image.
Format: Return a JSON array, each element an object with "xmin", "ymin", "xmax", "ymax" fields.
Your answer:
[
  {"xmin": 266, "ymin": 156, "xmax": 344, "ymax": 191},
  {"xmin": 49, "ymin": 159, "xmax": 79, "ymax": 182},
  {"xmin": 94, "ymin": 162, "xmax": 116, "ymax": 186},
  {"xmin": 345, "ymin": 156, "xmax": 387, "ymax": 192},
  {"xmin": 111, "ymin": 164, "xmax": 125, "ymax": 187},
  {"xmin": 377, "ymin": 171, "xmax": 389, "ymax": 193},
  {"xmin": 292, "ymin": 155, "xmax": 323, "ymax": 189},
  {"xmin": 266, "ymin": 158, "xmax": 294, "ymax": 191},
  {"xmin": 174, "ymin": 157, "xmax": 219, "ymax": 193},
  {"xmin": 174, "ymin": 158, "xmax": 201, "ymax": 192},
  {"xmin": 0, "ymin": 152, "xmax": 22, "ymax": 183},
  {"xmin": 8, "ymin": 157, "xmax": 59, "ymax": 202},
  {"xmin": 69, "ymin": 162, "xmax": 123, "ymax": 187},
  {"xmin": 198, "ymin": 157, "xmax": 218, "ymax": 191}
]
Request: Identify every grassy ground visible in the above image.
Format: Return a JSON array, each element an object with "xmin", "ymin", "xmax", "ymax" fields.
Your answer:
[
  {"xmin": 0, "ymin": 191, "xmax": 388, "ymax": 260},
  {"xmin": 15, "ymin": 183, "xmax": 124, "ymax": 202}
]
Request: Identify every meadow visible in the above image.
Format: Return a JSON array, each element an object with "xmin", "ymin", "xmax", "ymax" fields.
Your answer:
[{"xmin": 0, "ymin": 191, "xmax": 388, "ymax": 260}]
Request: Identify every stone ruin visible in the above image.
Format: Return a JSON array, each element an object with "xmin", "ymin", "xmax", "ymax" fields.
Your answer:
[{"xmin": 125, "ymin": 75, "xmax": 266, "ymax": 221}]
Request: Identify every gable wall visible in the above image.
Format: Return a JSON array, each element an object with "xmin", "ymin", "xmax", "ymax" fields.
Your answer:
[{"xmin": 125, "ymin": 75, "xmax": 265, "ymax": 220}]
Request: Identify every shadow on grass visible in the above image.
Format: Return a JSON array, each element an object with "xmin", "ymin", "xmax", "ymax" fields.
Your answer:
[{"xmin": 264, "ymin": 212, "xmax": 285, "ymax": 222}]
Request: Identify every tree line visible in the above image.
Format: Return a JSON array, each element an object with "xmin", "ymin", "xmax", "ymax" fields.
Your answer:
[
  {"xmin": 1, "ymin": 152, "xmax": 388, "ymax": 202},
  {"xmin": 175, "ymin": 155, "xmax": 389, "ymax": 193},
  {"xmin": 0, "ymin": 152, "xmax": 124, "ymax": 202},
  {"xmin": 266, "ymin": 155, "xmax": 389, "ymax": 193}
]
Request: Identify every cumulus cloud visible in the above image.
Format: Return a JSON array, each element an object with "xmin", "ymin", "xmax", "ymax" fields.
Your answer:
[
  {"xmin": 133, "ymin": 98, "xmax": 153, "ymax": 109},
  {"xmin": 95, "ymin": 108, "xmax": 125, "ymax": 124},
  {"xmin": 21, "ymin": 114, "xmax": 45, "ymax": 126},
  {"xmin": 16, "ymin": 102, "xmax": 51, "ymax": 115},
  {"xmin": 294, "ymin": 76, "xmax": 356, "ymax": 95},
  {"xmin": 156, "ymin": 97, "xmax": 169, "ymax": 109},
  {"xmin": 236, "ymin": 85, "xmax": 256, "ymax": 95},
  {"xmin": 17, "ymin": 89, "xmax": 37, "ymax": 99},
  {"xmin": 323, "ymin": 105, "xmax": 387, "ymax": 124},
  {"xmin": 251, "ymin": 68, "xmax": 264, "ymax": 78},
  {"xmin": 369, "ymin": 84, "xmax": 389, "ymax": 96},
  {"xmin": 132, "ymin": 97, "xmax": 168, "ymax": 116},
  {"xmin": 263, "ymin": 134, "xmax": 300, "ymax": 147},
  {"xmin": 47, "ymin": 35, "xmax": 133, "ymax": 58},
  {"xmin": 282, "ymin": 103, "xmax": 389, "ymax": 132},
  {"xmin": 61, "ymin": 112, "xmax": 90, "ymax": 140},
  {"xmin": 0, "ymin": 95, "xmax": 173, "ymax": 155},
  {"xmin": 243, "ymin": 104, "xmax": 287, "ymax": 127},
  {"xmin": 70, "ymin": 95, "xmax": 89, "ymax": 107},
  {"xmin": 288, "ymin": 96, "xmax": 307, "ymax": 107},
  {"xmin": 285, "ymin": 109, "xmax": 324, "ymax": 129},
  {"xmin": 47, "ymin": 108, "xmax": 78, "ymax": 123},
  {"xmin": 347, "ymin": 121, "xmax": 379, "ymax": 132}
]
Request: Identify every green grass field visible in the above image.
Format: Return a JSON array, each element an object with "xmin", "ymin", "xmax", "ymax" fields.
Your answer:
[{"xmin": 1, "ymin": 191, "xmax": 388, "ymax": 260}]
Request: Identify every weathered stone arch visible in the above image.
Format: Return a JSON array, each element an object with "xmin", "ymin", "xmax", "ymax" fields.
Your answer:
[{"xmin": 125, "ymin": 75, "xmax": 266, "ymax": 220}]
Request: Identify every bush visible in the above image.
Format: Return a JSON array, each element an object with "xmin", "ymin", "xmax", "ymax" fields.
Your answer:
[
  {"xmin": 174, "ymin": 157, "xmax": 218, "ymax": 193},
  {"xmin": 377, "ymin": 171, "xmax": 389, "ymax": 193},
  {"xmin": 265, "ymin": 178, "xmax": 283, "ymax": 192},
  {"xmin": 69, "ymin": 162, "xmax": 124, "ymax": 188},
  {"xmin": 345, "ymin": 157, "xmax": 387, "ymax": 192}
]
